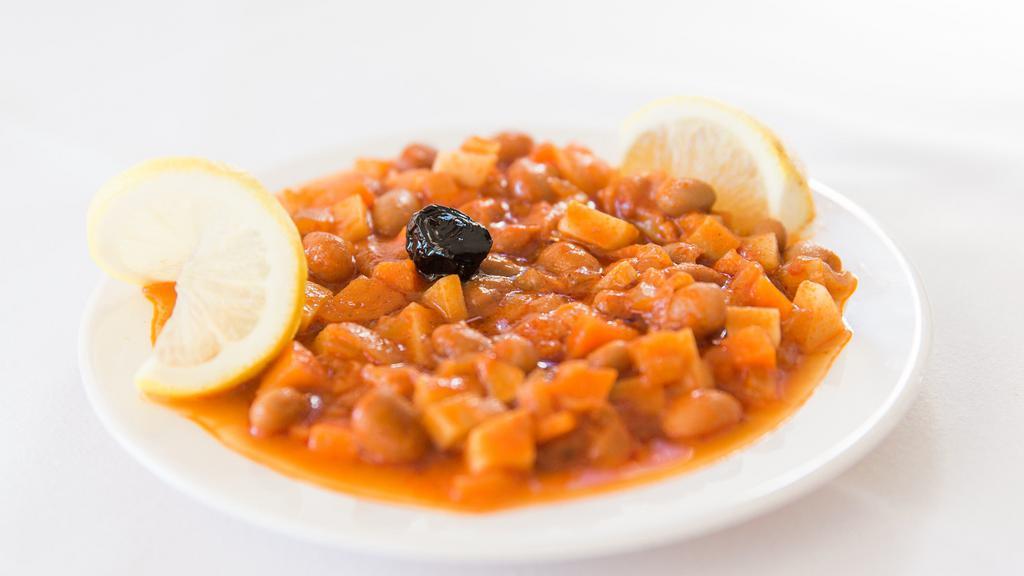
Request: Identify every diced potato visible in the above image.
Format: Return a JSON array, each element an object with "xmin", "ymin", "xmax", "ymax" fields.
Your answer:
[
  {"xmin": 778, "ymin": 256, "xmax": 858, "ymax": 304},
  {"xmin": 300, "ymin": 281, "xmax": 333, "ymax": 332},
  {"xmin": 545, "ymin": 360, "xmax": 617, "ymax": 411},
  {"xmin": 535, "ymin": 410, "xmax": 578, "ymax": 443},
  {"xmin": 279, "ymin": 170, "xmax": 375, "ymax": 213},
  {"xmin": 557, "ymin": 201, "xmax": 640, "ymax": 250},
  {"xmin": 594, "ymin": 260, "xmax": 639, "ymax": 291},
  {"xmin": 371, "ymin": 259, "xmax": 427, "ymax": 294},
  {"xmin": 307, "ymin": 422, "xmax": 359, "ymax": 461},
  {"xmin": 565, "ymin": 314, "xmax": 639, "ymax": 358},
  {"xmin": 421, "ymin": 274, "xmax": 468, "ymax": 322},
  {"xmin": 375, "ymin": 302, "xmax": 441, "ymax": 367},
  {"xmin": 465, "ymin": 410, "xmax": 536, "ymax": 474},
  {"xmin": 260, "ymin": 341, "xmax": 328, "ymax": 392},
  {"xmin": 686, "ymin": 215, "xmax": 741, "ymax": 261},
  {"xmin": 787, "ymin": 280, "xmax": 846, "ymax": 352},
  {"xmin": 353, "ymin": 158, "xmax": 393, "ymax": 180},
  {"xmin": 433, "ymin": 149, "xmax": 498, "ymax": 188},
  {"xmin": 740, "ymin": 233, "xmax": 781, "ymax": 271},
  {"xmin": 627, "ymin": 329, "xmax": 700, "ymax": 387},
  {"xmin": 142, "ymin": 282, "xmax": 177, "ymax": 344},
  {"xmin": 291, "ymin": 207, "xmax": 335, "ymax": 236},
  {"xmin": 422, "ymin": 393, "xmax": 505, "ymax": 449},
  {"xmin": 312, "ymin": 322, "xmax": 404, "ymax": 364},
  {"xmin": 332, "ymin": 194, "xmax": 372, "ymax": 242},
  {"xmin": 609, "ymin": 376, "xmax": 666, "ymax": 439},
  {"xmin": 318, "ymin": 276, "xmax": 405, "ymax": 323},
  {"xmin": 726, "ymin": 306, "xmax": 781, "ymax": 346},
  {"xmin": 516, "ymin": 369, "xmax": 554, "ymax": 416},
  {"xmin": 475, "ymin": 357, "xmax": 525, "ymax": 404},
  {"xmin": 723, "ymin": 326, "xmax": 777, "ymax": 369}
]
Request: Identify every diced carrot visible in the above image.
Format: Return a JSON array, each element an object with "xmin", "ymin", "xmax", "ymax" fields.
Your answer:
[
  {"xmin": 422, "ymin": 393, "xmax": 505, "ymax": 449},
  {"xmin": 260, "ymin": 341, "xmax": 328, "ymax": 392},
  {"xmin": 627, "ymin": 329, "xmax": 700, "ymax": 387},
  {"xmin": 535, "ymin": 410, "xmax": 577, "ymax": 443},
  {"xmin": 730, "ymin": 265, "xmax": 793, "ymax": 318},
  {"xmin": 565, "ymin": 314, "xmax": 639, "ymax": 359},
  {"xmin": 300, "ymin": 281, "xmax": 333, "ymax": 333},
  {"xmin": 475, "ymin": 357, "xmax": 525, "ymax": 404},
  {"xmin": 686, "ymin": 215, "xmax": 741, "ymax": 261},
  {"xmin": 332, "ymin": 194, "xmax": 372, "ymax": 242},
  {"xmin": 142, "ymin": 282, "xmax": 176, "ymax": 344},
  {"xmin": 421, "ymin": 274, "xmax": 468, "ymax": 322},
  {"xmin": 516, "ymin": 370, "xmax": 554, "ymax": 416},
  {"xmin": 545, "ymin": 360, "xmax": 617, "ymax": 411},
  {"xmin": 465, "ymin": 410, "xmax": 536, "ymax": 474},
  {"xmin": 723, "ymin": 326, "xmax": 778, "ymax": 369},
  {"xmin": 307, "ymin": 422, "xmax": 359, "ymax": 461},
  {"xmin": 318, "ymin": 277, "xmax": 405, "ymax": 323},
  {"xmin": 557, "ymin": 201, "xmax": 639, "ymax": 250},
  {"xmin": 371, "ymin": 259, "xmax": 427, "ymax": 294}
]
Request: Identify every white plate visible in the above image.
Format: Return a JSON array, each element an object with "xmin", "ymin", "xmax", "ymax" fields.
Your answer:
[{"xmin": 78, "ymin": 129, "xmax": 930, "ymax": 564}]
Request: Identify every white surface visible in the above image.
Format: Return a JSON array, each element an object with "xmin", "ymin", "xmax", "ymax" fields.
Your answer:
[
  {"xmin": 79, "ymin": 126, "xmax": 929, "ymax": 561},
  {"xmin": 2, "ymin": 1, "xmax": 1022, "ymax": 574}
]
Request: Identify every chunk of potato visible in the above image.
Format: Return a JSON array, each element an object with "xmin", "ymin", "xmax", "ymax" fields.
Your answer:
[
  {"xmin": 739, "ymin": 232, "xmax": 781, "ymax": 271},
  {"xmin": 318, "ymin": 276, "xmax": 405, "ymax": 323},
  {"xmin": 465, "ymin": 410, "xmax": 536, "ymax": 474},
  {"xmin": 557, "ymin": 201, "xmax": 640, "ymax": 250},
  {"xmin": 565, "ymin": 314, "xmax": 639, "ymax": 358},
  {"xmin": 475, "ymin": 357, "xmax": 525, "ymax": 404},
  {"xmin": 421, "ymin": 274, "xmax": 469, "ymax": 322},
  {"xmin": 371, "ymin": 259, "xmax": 427, "ymax": 294},
  {"xmin": 786, "ymin": 280, "xmax": 846, "ymax": 351},
  {"xmin": 686, "ymin": 215, "xmax": 741, "ymax": 261},
  {"xmin": 375, "ymin": 302, "xmax": 441, "ymax": 367},
  {"xmin": 723, "ymin": 325, "xmax": 778, "ymax": 370},
  {"xmin": 299, "ymin": 281, "xmax": 333, "ymax": 333},
  {"xmin": 332, "ymin": 194, "xmax": 372, "ymax": 243},
  {"xmin": 627, "ymin": 329, "xmax": 700, "ymax": 388},
  {"xmin": 422, "ymin": 392, "xmax": 505, "ymax": 449},
  {"xmin": 545, "ymin": 360, "xmax": 617, "ymax": 411},
  {"xmin": 433, "ymin": 149, "xmax": 497, "ymax": 188},
  {"xmin": 726, "ymin": 306, "xmax": 781, "ymax": 346}
]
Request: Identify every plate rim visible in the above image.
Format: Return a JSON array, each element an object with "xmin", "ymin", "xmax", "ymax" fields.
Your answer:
[{"xmin": 78, "ymin": 178, "xmax": 931, "ymax": 564}]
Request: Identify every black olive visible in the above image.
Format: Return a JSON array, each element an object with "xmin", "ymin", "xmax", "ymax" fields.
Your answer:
[{"xmin": 406, "ymin": 205, "xmax": 493, "ymax": 281}]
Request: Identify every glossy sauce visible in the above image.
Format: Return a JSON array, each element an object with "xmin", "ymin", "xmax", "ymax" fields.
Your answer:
[{"xmin": 160, "ymin": 331, "xmax": 848, "ymax": 512}]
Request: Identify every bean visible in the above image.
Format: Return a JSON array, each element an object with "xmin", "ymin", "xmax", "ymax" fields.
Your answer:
[
  {"xmin": 586, "ymin": 340, "xmax": 632, "ymax": 372},
  {"xmin": 494, "ymin": 131, "xmax": 534, "ymax": 164},
  {"xmin": 372, "ymin": 188, "xmax": 421, "ymax": 238},
  {"xmin": 249, "ymin": 388, "xmax": 314, "ymax": 438},
  {"xmin": 492, "ymin": 334, "xmax": 539, "ymax": 372},
  {"xmin": 665, "ymin": 282, "xmax": 727, "ymax": 337},
  {"xmin": 654, "ymin": 178, "xmax": 716, "ymax": 216},
  {"xmin": 352, "ymin": 389, "xmax": 429, "ymax": 464},
  {"xmin": 302, "ymin": 232, "xmax": 355, "ymax": 284},
  {"xmin": 395, "ymin": 143, "xmax": 437, "ymax": 171},
  {"xmin": 431, "ymin": 323, "xmax": 492, "ymax": 358},
  {"xmin": 785, "ymin": 240, "xmax": 842, "ymax": 271},
  {"xmin": 661, "ymin": 389, "xmax": 742, "ymax": 439}
]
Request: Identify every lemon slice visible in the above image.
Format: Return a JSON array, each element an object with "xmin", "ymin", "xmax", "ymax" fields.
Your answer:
[
  {"xmin": 87, "ymin": 158, "xmax": 306, "ymax": 397},
  {"xmin": 621, "ymin": 96, "xmax": 814, "ymax": 234}
]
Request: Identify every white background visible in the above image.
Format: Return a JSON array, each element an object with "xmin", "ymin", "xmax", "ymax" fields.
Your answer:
[{"xmin": 2, "ymin": 1, "xmax": 1023, "ymax": 574}]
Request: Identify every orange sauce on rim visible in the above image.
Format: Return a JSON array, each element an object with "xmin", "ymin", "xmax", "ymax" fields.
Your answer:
[{"xmin": 158, "ymin": 332, "xmax": 848, "ymax": 513}]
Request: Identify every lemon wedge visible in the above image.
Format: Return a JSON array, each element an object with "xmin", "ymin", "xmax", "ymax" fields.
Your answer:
[
  {"xmin": 621, "ymin": 96, "xmax": 814, "ymax": 234},
  {"xmin": 87, "ymin": 158, "xmax": 306, "ymax": 397}
]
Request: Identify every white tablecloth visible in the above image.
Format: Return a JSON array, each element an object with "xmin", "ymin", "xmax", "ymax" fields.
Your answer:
[{"xmin": 2, "ymin": 1, "xmax": 1022, "ymax": 574}]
